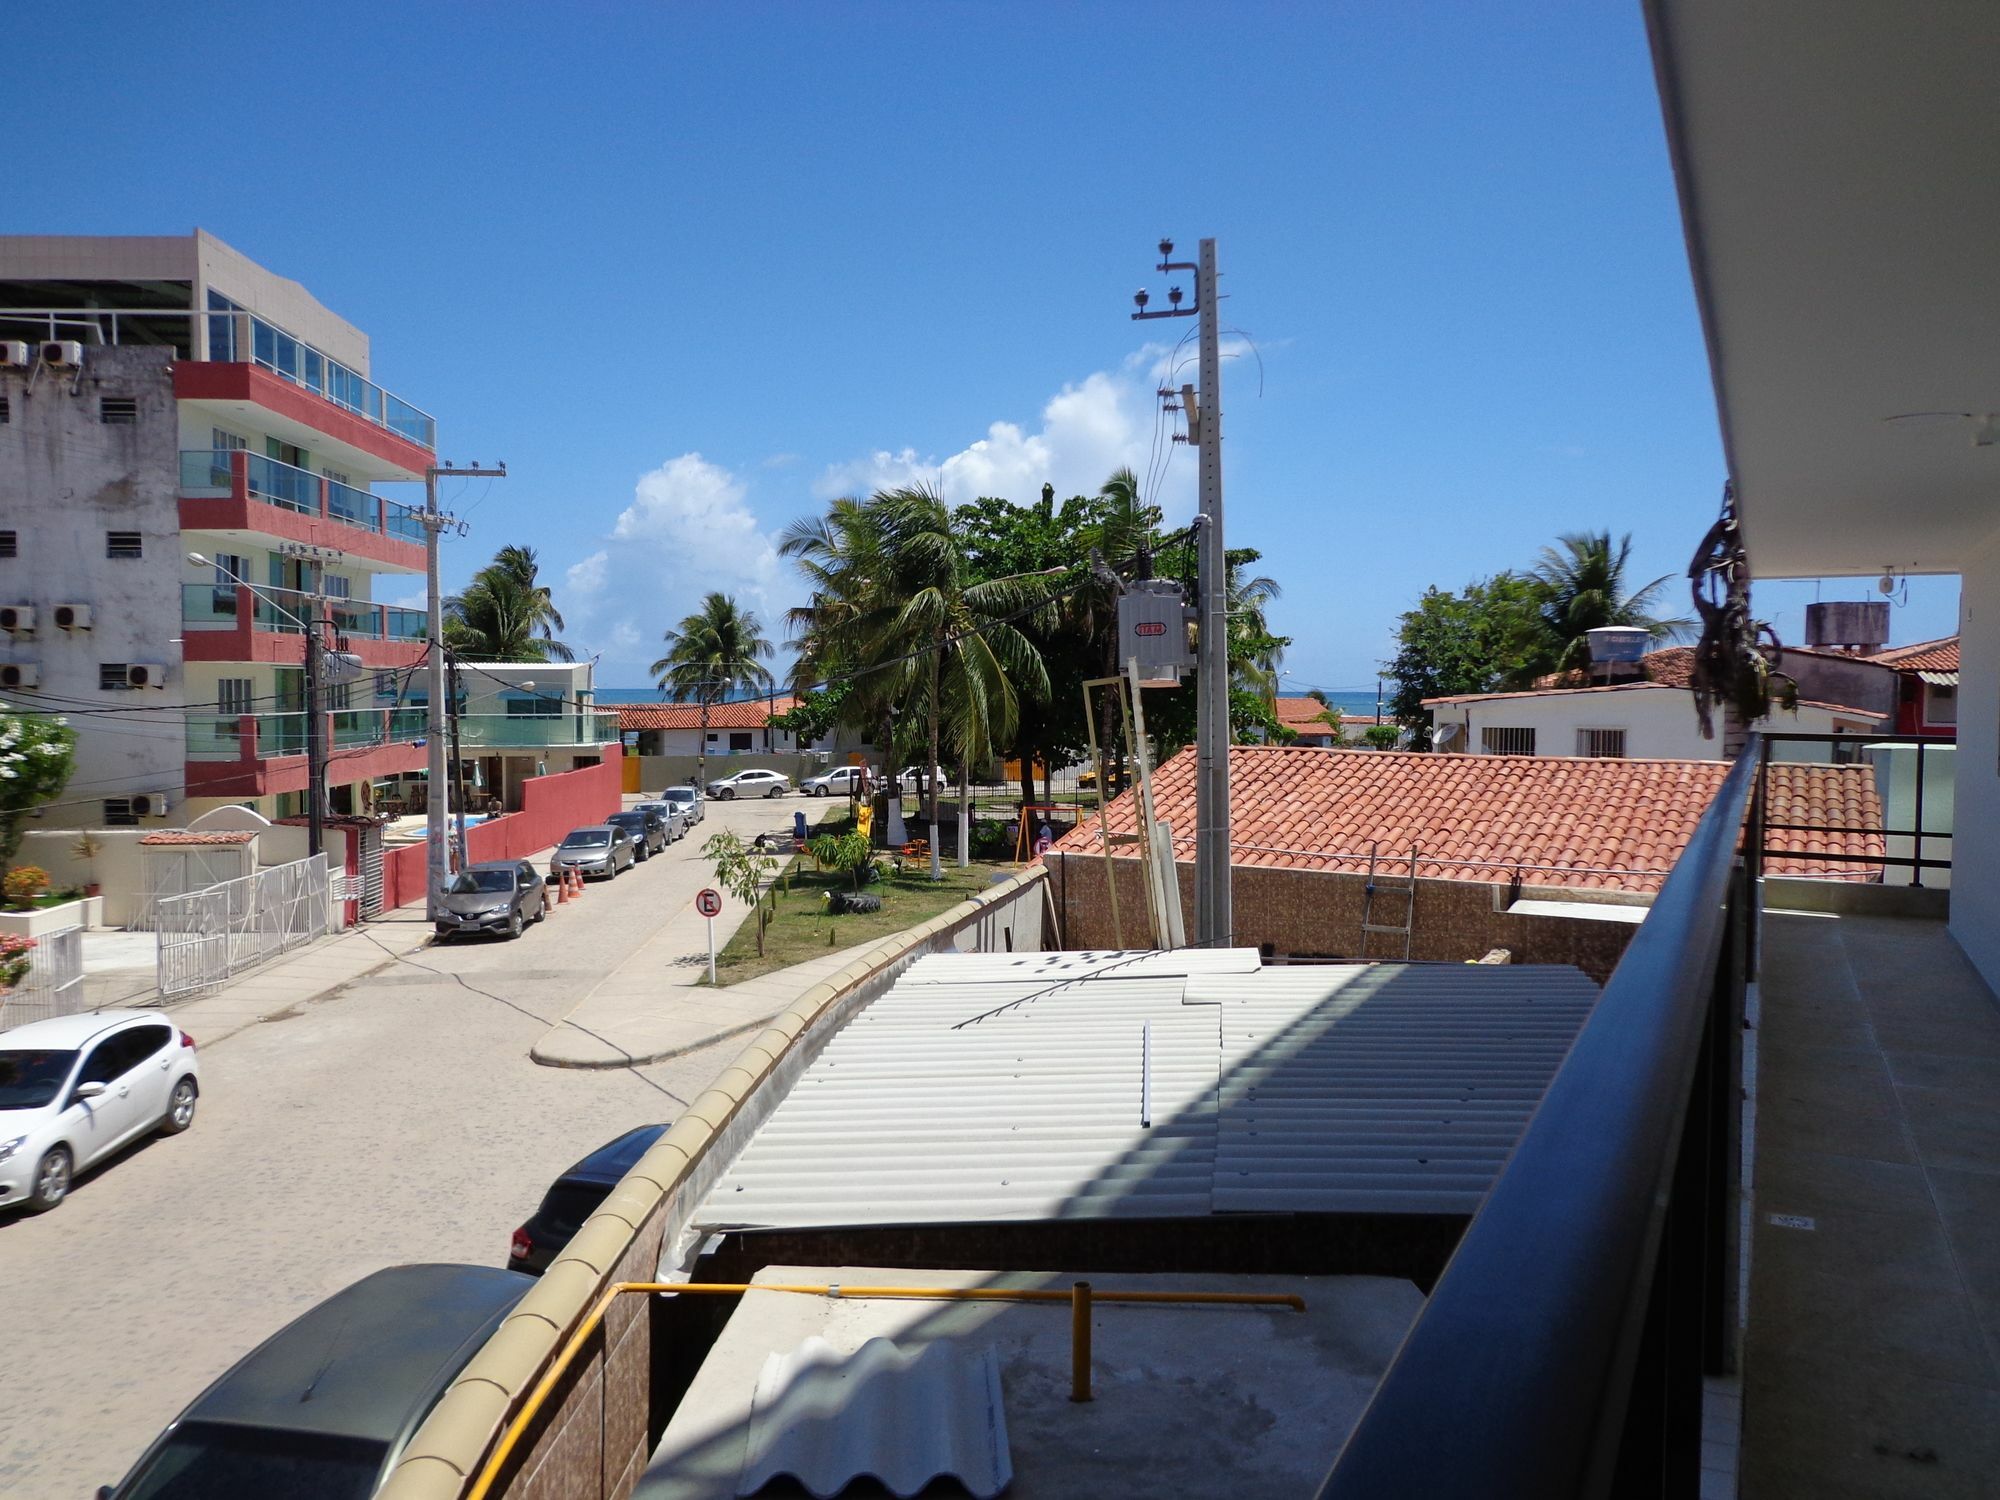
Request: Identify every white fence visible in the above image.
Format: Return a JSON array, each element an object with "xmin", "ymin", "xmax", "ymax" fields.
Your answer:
[
  {"xmin": 156, "ymin": 854, "xmax": 332, "ymax": 999},
  {"xmin": 0, "ymin": 925, "xmax": 86, "ymax": 1031}
]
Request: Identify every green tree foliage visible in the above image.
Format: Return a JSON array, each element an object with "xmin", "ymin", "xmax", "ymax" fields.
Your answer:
[
  {"xmin": 652, "ymin": 593, "xmax": 777, "ymax": 785},
  {"xmin": 0, "ymin": 706, "xmax": 76, "ymax": 863},
  {"xmin": 1362, "ymin": 723, "xmax": 1402, "ymax": 749},
  {"xmin": 1384, "ymin": 574, "xmax": 1552, "ymax": 739},
  {"xmin": 444, "ymin": 545, "xmax": 574, "ymax": 662},
  {"xmin": 1532, "ymin": 531, "xmax": 1691, "ymax": 673},
  {"xmin": 770, "ymin": 683, "xmax": 852, "ymax": 747},
  {"xmin": 807, "ymin": 830, "xmax": 874, "ymax": 890},
  {"xmin": 700, "ymin": 829, "xmax": 777, "ymax": 957}
]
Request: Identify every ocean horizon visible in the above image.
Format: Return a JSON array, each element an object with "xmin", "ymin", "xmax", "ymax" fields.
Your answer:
[{"xmin": 593, "ymin": 686, "xmax": 1389, "ymax": 717}]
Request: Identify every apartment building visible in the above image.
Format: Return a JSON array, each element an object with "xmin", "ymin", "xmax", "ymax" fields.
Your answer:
[{"xmin": 0, "ymin": 231, "xmax": 435, "ymax": 827}]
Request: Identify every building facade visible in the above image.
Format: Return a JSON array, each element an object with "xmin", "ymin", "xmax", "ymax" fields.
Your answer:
[{"xmin": 0, "ymin": 231, "xmax": 435, "ymax": 827}]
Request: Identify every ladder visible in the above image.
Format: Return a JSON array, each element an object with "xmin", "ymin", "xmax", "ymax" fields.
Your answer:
[{"xmin": 1360, "ymin": 841, "xmax": 1418, "ymax": 961}]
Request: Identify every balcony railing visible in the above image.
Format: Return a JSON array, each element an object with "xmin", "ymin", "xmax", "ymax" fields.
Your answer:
[
  {"xmin": 180, "ymin": 450, "xmax": 424, "ymax": 550},
  {"xmin": 1321, "ymin": 742, "xmax": 1756, "ymax": 1498},
  {"xmin": 212, "ymin": 305, "xmax": 436, "ymax": 448},
  {"xmin": 181, "ymin": 585, "xmax": 426, "ymax": 645},
  {"xmin": 1752, "ymin": 730, "xmax": 1953, "ymax": 887},
  {"xmin": 454, "ymin": 711, "xmax": 621, "ymax": 749},
  {"xmin": 185, "ymin": 708, "xmax": 426, "ymax": 762}
]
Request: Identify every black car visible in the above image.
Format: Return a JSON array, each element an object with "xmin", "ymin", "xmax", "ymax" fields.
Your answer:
[
  {"xmin": 510, "ymin": 1123, "xmax": 667, "ymax": 1275},
  {"xmin": 606, "ymin": 808, "xmax": 667, "ymax": 860},
  {"xmin": 434, "ymin": 859, "xmax": 547, "ymax": 940},
  {"xmin": 102, "ymin": 1264, "xmax": 531, "ymax": 1500}
]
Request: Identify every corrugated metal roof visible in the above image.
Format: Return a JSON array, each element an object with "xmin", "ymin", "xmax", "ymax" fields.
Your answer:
[
  {"xmin": 1917, "ymin": 669, "xmax": 1959, "ymax": 686},
  {"xmin": 736, "ymin": 1336, "xmax": 1010, "ymax": 1500},
  {"xmin": 693, "ymin": 954, "xmax": 1599, "ymax": 1232}
]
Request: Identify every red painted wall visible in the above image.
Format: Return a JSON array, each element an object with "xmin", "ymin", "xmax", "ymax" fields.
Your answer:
[{"xmin": 376, "ymin": 747, "xmax": 623, "ymax": 914}]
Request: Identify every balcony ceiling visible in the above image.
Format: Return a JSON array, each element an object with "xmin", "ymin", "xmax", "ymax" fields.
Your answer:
[{"xmin": 1647, "ymin": 0, "xmax": 2000, "ymax": 576}]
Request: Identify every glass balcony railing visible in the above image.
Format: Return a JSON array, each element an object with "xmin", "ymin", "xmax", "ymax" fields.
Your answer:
[
  {"xmin": 455, "ymin": 711, "xmax": 622, "ymax": 749},
  {"xmin": 179, "ymin": 450, "xmax": 423, "ymax": 550},
  {"xmin": 185, "ymin": 707, "xmax": 426, "ymax": 762},
  {"xmin": 384, "ymin": 607, "xmax": 426, "ymax": 642},
  {"xmin": 182, "ymin": 585, "xmax": 427, "ymax": 647},
  {"xmin": 208, "ymin": 303, "xmax": 436, "ymax": 449}
]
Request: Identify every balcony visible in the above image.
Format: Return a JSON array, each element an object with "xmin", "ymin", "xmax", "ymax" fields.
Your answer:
[
  {"xmin": 181, "ymin": 584, "xmax": 426, "ymax": 669},
  {"xmin": 183, "ymin": 708, "xmax": 426, "ymax": 800},
  {"xmin": 454, "ymin": 711, "xmax": 621, "ymax": 750},
  {"xmin": 179, "ymin": 450, "xmax": 425, "ymax": 573},
  {"xmin": 207, "ymin": 306, "xmax": 435, "ymax": 449}
]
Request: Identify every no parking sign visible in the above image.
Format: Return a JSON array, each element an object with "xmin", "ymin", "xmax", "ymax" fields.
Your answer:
[{"xmin": 697, "ymin": 887, "xmax": 723, "ymax": 984}]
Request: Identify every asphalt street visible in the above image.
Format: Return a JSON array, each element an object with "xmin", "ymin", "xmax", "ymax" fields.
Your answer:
[{"xmin": 0, "ymin": 794, "xmax": 797, "ymax": 1499}]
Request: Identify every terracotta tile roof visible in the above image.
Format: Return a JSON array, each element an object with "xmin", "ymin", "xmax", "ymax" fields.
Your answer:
[
  {"xmin": 1639, "ymin": 645, "xmax": 1696, "ymax": 687},
  {"xmin": 138, "ymin": 830, "xmax": 257, "ymax": 846},
  {"xmin": 1869, "ymin": 635, "xmax": 1959, "ymax": 673},
  {"xmin": 617, "ymin": 695, "xmax": 797, "ymax": 732},
  {"xmin": 1274, "ymin": 696, "xmax": 1339, "ymax": 729},
  {"xmin": 1051, "ymin": 745, "xmax": 1883, "ymax": 893}
]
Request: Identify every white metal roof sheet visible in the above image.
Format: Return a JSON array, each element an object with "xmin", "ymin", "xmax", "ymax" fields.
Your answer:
[{"xmin": 692, "ymin": 957, "xmax": 1598, "ymax": 1232}]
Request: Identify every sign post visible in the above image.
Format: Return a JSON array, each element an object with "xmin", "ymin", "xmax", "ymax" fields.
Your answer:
[{"xmin": 696, "ymin": 886, "xmax": 722, "ymax": 985}]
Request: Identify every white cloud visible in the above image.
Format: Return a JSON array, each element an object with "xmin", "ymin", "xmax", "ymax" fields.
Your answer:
[
  {"xmin": 558, "ymin": 454, "xmax": 783, "ymax": 682},
  {"xmin": 814, "ymin": 361, "xmax": 1198, "ymax": 517}
]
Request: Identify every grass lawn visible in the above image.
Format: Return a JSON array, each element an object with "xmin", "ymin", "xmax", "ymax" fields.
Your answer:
[{"xmin": 709, "ymin": 856, "xmax": 1015, "ymax": 986}]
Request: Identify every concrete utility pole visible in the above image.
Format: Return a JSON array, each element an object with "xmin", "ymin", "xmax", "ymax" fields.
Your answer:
[
  {"xmin": 1132, "ymin": 236, "xmax": 1230, "ymax": 948},
  {"xmin": 423, "ymin": 462, "xmax": 506, "ymax": 919},
  {"xmin": 303, "ymin": 592, "xmax": 327, "ymax": 858}
]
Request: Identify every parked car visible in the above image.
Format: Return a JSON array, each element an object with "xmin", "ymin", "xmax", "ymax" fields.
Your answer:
[
  {"xmin": 705, "ymin": 768, "xmax": 791, "ymax": 799},
  {"xmin": 607, "ymin": 809, "xmax": 667, "ymax": 859},
  {"xmin": 434, "ymin": 860, "xmax": 546, "ymax": 940},
  {"xmin": 1, "ymin": 1011, "xmax": 200, "ymax": 1214},
  {"xmin": 657, "ymin": 785, "xmax": 704, "ymax": 825},
  {"xmin": 99, "ymin": 1263, "xmax": 532, "ymax": 1500},
  {"xmin": 548, "ymin": 825, "xmax": 636, "ymax": 881},
  {"xmin": 634, "ymin": 799, "xmax": 689, "ymax": 842},
  {"xmin": 510, "ymin": 1123, "xmax": 667, "ymax": 1275},
  {"xmin": 897, "ymin": 764, "xmax": 951, "ymax": 791},
  {"xmin": 800, "ymin": 764, "xmax": 869, "ymax": 798}
]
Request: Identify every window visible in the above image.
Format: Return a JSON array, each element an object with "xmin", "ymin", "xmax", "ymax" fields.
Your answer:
[
  {"xmin": 211, "ymin": 427, "xmax": 247, "ymax": 452},
  {"xmin": 325, "ymin": 681, "xmax": 352, "ymax": 711},
  {"xmin": 503, "ymin": 693, "xmax": 560, "ymax": 718},
  {"xmin": 0, "ymin": 396, "xmax": 10, "ymax": 423},
  {"xmin": 217, "ymin": 678, "xmax": 254, "ymax": 716},
  {"xmin": 1926, "ymin": 683, "xmax": 1957, "ymax": 725},
  {"xmin": 99, "ymin": 396, "xmax": 138, "ymax": 425},
  {"xmin": 729, "ymin": 732, "xmax": 753, "ymax": 751},
  {"xmin": 266, "ymin": 436, "xmax": 309, "ymax": 469},
  {"xmin": 1576, "ymin": 728, "xmax": 1627, "ymax": 759},
  {"xmin": 106, "ymin": 531, "xmax": 143, "ymax": 560},
  {"xmin": 103, "ymin": 797, "xmax": 140, "ymax": 826},
  {"xmin": 0, "ymin": 531, "xmax": 16, "ymax": 559},
  {"xmin": 322, "ymin": 573, "xmax": 350, "ymax": 599},
  {"xmin": 1480, "ymin": 726, "xmax": 1537, "ymax": 757},
  {"xmin": 99, "ymin": 663, "xmax": 131, "ymax": 691}
]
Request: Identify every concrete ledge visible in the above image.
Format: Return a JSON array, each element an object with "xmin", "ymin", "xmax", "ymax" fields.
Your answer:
[
  {"xmin": 1762, "ymin": 876, "xmax": 1949, "ymax": 919},
  {"xmin": 377, "ymin": 866, "xmax": 1049, "ymax": 1500}
]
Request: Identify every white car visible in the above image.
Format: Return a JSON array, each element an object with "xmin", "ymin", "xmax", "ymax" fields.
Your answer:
[
  {"xmin": 705, "ymin": 768, "xmax": 791, "ymax": 799},
  {"xmin": 800, "ymin": 765, "xmax": 869, "ymax": 797},
  {"xmin": 0, "ymin": 1010, "xmax": 200, "ymax": 1213},
  {"xmin": 656, "ymin": 786, "xmax": 704, "ymax": 825}
]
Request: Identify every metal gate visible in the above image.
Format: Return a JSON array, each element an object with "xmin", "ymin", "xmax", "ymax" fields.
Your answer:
[
  {"xmin": 0, "ymin": 925, "xmax": 85, "ymax": 1030},
  {"xmin": 155, "ymin": 854, "xmax": 331, "ymax": 999},
  {"xmin": 359, "ymin": 824, "xmax": 386, "ymax": 917},
  {"xmin": 135, "ymin": 846, "xmax": 253, "ymax": 932}
]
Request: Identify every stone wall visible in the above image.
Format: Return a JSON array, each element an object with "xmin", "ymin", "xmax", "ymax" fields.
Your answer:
[{"xmin": 1046, "ymin": 853, "xmax": 1641, "ymax": 982}]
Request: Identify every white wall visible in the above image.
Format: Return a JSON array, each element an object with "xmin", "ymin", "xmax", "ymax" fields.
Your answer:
[
  {"xmin": 1434, "ymin": 686, "xmax": 1879, "ymax": 761},
  {"xmin": 1950, "ymin": 535, "xmax": 2000, "ymax": 989}
]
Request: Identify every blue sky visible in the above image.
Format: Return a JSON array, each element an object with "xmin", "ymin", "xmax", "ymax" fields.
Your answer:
[{"xmin": 17, "ymin": 1, "xmax": 1958, "ymax": 688}]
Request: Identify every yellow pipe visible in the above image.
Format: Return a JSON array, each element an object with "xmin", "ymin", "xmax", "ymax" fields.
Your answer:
[
  {"xmin": 464, "ymin": 1279, "xmax": 1304, "ymax": 1500},
  {"xmin": 1070, "ymin": 1281, "xmax": 1093, "ymax": 1403}
]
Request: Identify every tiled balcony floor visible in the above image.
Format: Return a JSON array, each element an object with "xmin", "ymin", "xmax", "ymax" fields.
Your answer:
[{"xmin": 1744, "ymin": 910, "xmax": 2000, "ymax": 1498}]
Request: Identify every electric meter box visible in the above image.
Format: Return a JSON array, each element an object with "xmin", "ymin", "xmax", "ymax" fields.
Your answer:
[{"xmin": 1118, "ymin": 580, "xmax": 1194, "ymax": 685}]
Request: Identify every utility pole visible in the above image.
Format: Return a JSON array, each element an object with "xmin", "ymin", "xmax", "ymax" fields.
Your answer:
[
  {"xmin": 303, "ymin": 591, "xmax": 327, "ymax": 859},
  {"xmin": 423, "ymin": 461, "xmax": 505, "ymax": 919},
  {"xmin": 448, "ymin": 652, "xmax": 469, "ymax": 871},
  {"xmin": 1132, "ymin": 236, "xmax": 1230, "ymax": 948}
]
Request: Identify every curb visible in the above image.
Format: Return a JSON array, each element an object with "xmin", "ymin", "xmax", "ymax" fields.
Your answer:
[{"xmin": 529, "ymin": 1011, "xmax": 781, "ymax": 1070}]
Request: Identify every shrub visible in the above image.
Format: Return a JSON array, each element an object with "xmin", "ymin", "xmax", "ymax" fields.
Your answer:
[
  {"xmin": 4, "ymin": 865, "xmax": 50, "ymax": 903},
  {"xmin": 0, "ymin": 932, "xmax": 36, "ymax": 989}
]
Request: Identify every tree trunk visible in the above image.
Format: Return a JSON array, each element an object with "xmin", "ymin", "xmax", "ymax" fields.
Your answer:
[
  {"xmin": 958, "ymin": 759, "xmax": 971, "ymax": 868},
  {"xmin": 928, "ymin": 655, "xmax": 943, "ymax": 882},
  {"xmin": 697, "ymin": 696, "xmax": 709, "ymax": 791}
]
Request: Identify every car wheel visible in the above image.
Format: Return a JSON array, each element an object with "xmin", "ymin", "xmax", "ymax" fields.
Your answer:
[
  {"xmin": 768, "ymin": 786, "xmax": 782, "ymax": 798},
  {"xmin": 27, "ymin": 1145, "xmax": 71, "ymax": 1213},
  {"xmin": 508, "ymin": 910, "xmax": 525, "ymax": 940},
  {"xmin": 814, "ymin": 786, "xmax": 828, "ymax": 797},
  {"xmin": 534, "ymin": 897, "xmax": 548, "ymax": 923},
  {"xmin": 160, "ymin": 1076, "xmax": 197, "ymax": 1135},
  {"xmin": 721, "ymin": 788, "xmax": 735, "ymax": 800}
]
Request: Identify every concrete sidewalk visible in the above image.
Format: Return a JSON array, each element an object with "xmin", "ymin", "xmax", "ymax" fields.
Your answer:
[
  {"xmin": 148, "ymin": 913, "xmax": 435, "ymax": 1047},
  {"xmin": 532, "ymin": 898, "xmax": 880, "ymax": 1069}
]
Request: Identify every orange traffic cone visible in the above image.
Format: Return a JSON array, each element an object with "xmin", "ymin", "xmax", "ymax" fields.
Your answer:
[
  {"xmin": 557, "ymin": 868, "xmax": 572, "ymax": 904},
  {"xmin": 568, "ymin": 867, "xmax": 582, "ymax": 901}
]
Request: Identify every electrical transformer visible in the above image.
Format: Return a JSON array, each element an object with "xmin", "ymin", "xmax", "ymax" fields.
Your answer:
[{"xmin": 1117, "ymin": 579, "xmax": 1195, "ymax": 686}]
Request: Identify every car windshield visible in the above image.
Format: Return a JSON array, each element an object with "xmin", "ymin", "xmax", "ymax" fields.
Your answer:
[
  {"xmin": 607, "ymin": 814, "xmax": 641, "ymax": 827},
  {"xmin": 118, "ymin": 1422, "xmax": 390, "ymax": 1500},
  {"xmin": 0, "ymin": 1048, "xmax": 76, "ymax": 1109},
  {"xmin": 663, "ymin": 789, "xmax": 694, "ymax": 803},
  {"xmin": 562, "ymin": 831, "xmax": 609, "ymax": 848},
  {"xmin": 449, "ymin": 870, "xmax": 514, "ymax": 895}
]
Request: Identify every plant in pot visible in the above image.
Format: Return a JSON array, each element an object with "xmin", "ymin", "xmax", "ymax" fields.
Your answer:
[
  {"xmin": 0, "ymin": 932, "xmax": 36, "ymax": 990},
  {"xmin": 3, "ymin": 864, "xmax": 50, "ymax": 910},
  {"xmin": 71, "ymin": 832, "xmax": 103, "ymax": 898}
]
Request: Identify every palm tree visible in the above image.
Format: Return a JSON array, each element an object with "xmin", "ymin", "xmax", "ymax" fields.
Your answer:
[
  {"xmin": 651, "ymin": 592, "xmax": 776, "ymax": 789},
  {"xmin": 1531, "ymin": 531, "xmax": 1692, "ymax": 673},
  {"xmin": 1227, "ymin": 564, "xmax": 1285, "ymax": 698},
  {"xmin": 444, "ymin": 545, "xmax": 574, "ymax": 661}
]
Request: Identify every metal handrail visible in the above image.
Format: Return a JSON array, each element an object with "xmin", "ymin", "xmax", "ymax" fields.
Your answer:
[
  {"xmin": 1320, "ymin": 740, "xmax": 1757, "ymax": 1498},
  {"xmin": 1755, "ymin": 729, "xmax": 1953, "ymax": 885}
]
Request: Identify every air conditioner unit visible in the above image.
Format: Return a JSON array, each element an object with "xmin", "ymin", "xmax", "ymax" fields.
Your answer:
[
  {"xmin": 52, "ymin": 604, "xmax": 91, "ymax": 631},
  {"xmin": 0, "ymin": 663, "xmax": 40, "ymax": 689},
  {"xmin": 0, "ymin": 606, "xmax": 35, "ymax": 634},
  {"xmin": 0, "ymin": 341, "xmax": 29, "ymax": 369},
  {"xmin": 39, "ymin": 340, "xmax": 84, "ymax": 368},
  {"xmin": 130, "ymin": 792, "xmax": 173, "ymax": 818},
  {"xmin": 126, "ymin": 661, "xmax": 168, "ymax": 689}
]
